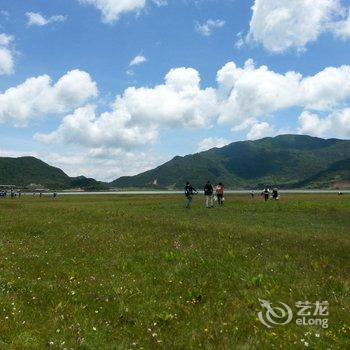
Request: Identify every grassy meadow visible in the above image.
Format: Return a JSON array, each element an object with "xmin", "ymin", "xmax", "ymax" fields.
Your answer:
[{"xmin": 0, "ymin": 194, "xmax": 349, "ymax": 349}]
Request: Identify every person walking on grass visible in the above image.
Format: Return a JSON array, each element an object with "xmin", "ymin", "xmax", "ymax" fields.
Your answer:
[
  {"xmin": 204, "ymin": 181, "xmax": 214, "ymax": 208},
  {"xmin": 261, "ymin": 187, "xmax": 270, "ymax": 201},
  {"xmin": 184, "ymin": 181, "xmax": 197, "ymax": 209},
  {"xmin": 272, "ymin": 188, "xmax": 279, "ymax": 200},
  {"xmin": 215, "ymin": 182, "xmax": 224, "ymax": 206}
]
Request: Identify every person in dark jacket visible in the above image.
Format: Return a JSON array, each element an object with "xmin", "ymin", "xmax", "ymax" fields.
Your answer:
[
  {"xmin": 261, "ymin": 187, "xmax": 270, "ymax": 201},
  {"xmin": 184, "ymin": 182, "xmax": 197, "ymax": 208},
  {"xmin": 204, "ymin": 181, "xmax": 214, "ymax": 208},
  {"xmin": 272, "ymin": 188, "xmax": 279, "ymax": 200}
]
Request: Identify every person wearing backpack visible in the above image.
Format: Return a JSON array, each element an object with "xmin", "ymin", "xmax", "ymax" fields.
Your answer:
[
  {"xmin": 215, "ymin": 183, "xmax": 224, "ymax": 206},
  {"xmin": 261, "ymin": 187, "xmax": 270, "ymax": 201},
  {"xmin": 204, "ymin": 181, "xmax": 214, "ymax": 208},
  {"xmin": 272, "ymin": 188, "xmax": 279, "ymax": 200},
  {"xmin": 184, "ymin": 182, "xmax": 197, "ymax": 208}
]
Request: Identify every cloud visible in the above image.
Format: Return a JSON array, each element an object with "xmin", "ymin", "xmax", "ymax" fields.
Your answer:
[
  {"xmin": 78, "ymin": 0, "xmax": 166, "ymax": 24},
  {"xmin": 35, "ymin": 67, "xmax": 217, "ymax": 149},
  {"xmin": 246, "ymin": 122, "xmax": 275, "ymax": 140},
  {"xmin": 197, "ymin": 137, "xmax": 230, "ymax": 152},
  {"xmin": 298, "ymin": 109, "xmax": 350, "ymax": 138},
  {"xmin": 0, "ymin": 10, "xmax": 10, "ymax": 18},
  {"xmin": 34, "ymin": 59, "xmax": 350, "ymax": 151},
  {"xmin": 0, "ymin": 70, "xmax": 98, "ymax": 126},
  {"xmin": 129, "ymin": 54, "xmax": 147, "ymax": 66},
  {"xmin": 247, "ymin": 0, "xmax": 346, "ymax": 53},
  {"xmin": 26, "ymin": 12, "xmax": 67, "ymax": 26},
  {"xmin": 331, "ymin": 8, "xmax": 350, "ymax": 39},
  {"xmin": 195, "ymin": 19, "xmax": 225, "ymax": 36},
  {"xmin": 0, "ymin": 33, "xmax": 14, "ymax": 75},
  {"xmin": 216, "ymin": 59, "xmax": 350, "ymax": 127},
  {"xmin": 73, "ymin": 149, "xmax": 162, "ymax": 181},
  {"xmin": 234, "ymin": 32, "xmax": 245, "ymax": 49},
  {"xmin": 0, "ymin": 33, "xmax": 11, "ymax": 46},
  {"xmin": 34, "ymin": 104, "xmax": 158, "ymax": 149}
]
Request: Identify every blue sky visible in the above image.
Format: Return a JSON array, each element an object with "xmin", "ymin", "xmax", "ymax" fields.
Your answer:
[{"xmin": 1, "ymin": 0, "xmax": 350, "ymax": 180}]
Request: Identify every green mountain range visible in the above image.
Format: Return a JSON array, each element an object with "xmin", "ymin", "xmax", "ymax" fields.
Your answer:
[
  {"xmin": 1, "ymin": 135, "xmax": 350, "ymax": 190},
  {"xmin": 0, "ymin": 157, "xmax": 107, "ymax": 190},
  {"xmin": 0, "ymin": 156, "xmax": 70, "ymax": 188},
  {"xmin": 111, "ymin": 135, "xmax": 350, "ymax": 189}
]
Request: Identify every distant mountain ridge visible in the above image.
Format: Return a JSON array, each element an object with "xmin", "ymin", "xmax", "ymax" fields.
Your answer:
[
  {"xmin": 0, "ymin": 156, "xmax": 71, "ymax": 188},
  {"xmin": 0, "ymin": 157, "xmax": 107, "ymax": 190},
  {"xmin": 1, "ymin": 135, "xmax": 350, "ymax": 190},
  {"xmin": 111, "ymin": 135, "xmax": 350, "ymax": 189}
]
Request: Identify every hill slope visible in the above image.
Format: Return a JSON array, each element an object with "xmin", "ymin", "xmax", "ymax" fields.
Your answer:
[
  {"xmin": 0, "ymin": 156, "xmax": 71, "ymax": 188},
  {"xmin": 296, "ymin": 158, "xmax": 350, "ymax": 189},
  {"xmin": 70, "ymin": 176, "xmax": 108, "ymax": 191},
  {"xmin": 111, "ymin": 135, "xmax": 350, "ymax": 189}
]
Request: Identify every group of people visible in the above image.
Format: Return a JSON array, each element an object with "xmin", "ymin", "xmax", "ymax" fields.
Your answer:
[
  {"xmin": 261, "ymin": 187, "xmax": 279, "ymax": 201},
  {"xmin": 0, "ymin": 190, "xmax": 58, "ymax": 198},
  {"xmin": 0, "ymin": 189, "xmax": 21, "ymax": 198},
  {"xmin": 184, "ymin": 182, "xmax": 281, "ymax": 208},
  {"xmin": 184, "ymin": 181, "xmax": 225, "ymax": 209}
]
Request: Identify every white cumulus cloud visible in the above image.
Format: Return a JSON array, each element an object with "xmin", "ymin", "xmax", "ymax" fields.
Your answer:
[
  {"xmin": 197, "ymin": 137, "xmax": 230, "ymax": 152},
  {"xmin": 331, "ymin": 8, "xmax": 350, "ymax": 39},
  {"xmin": 26, "ymin": 12, "xmax": 67, "ymax": 26},
  {"xmin": 216, "ymin": 59, "xmax": 350, "ymax": 128},
  {"xmin": 0, "ymin": 33, "xmax": 14, "ymax": 75},
  {"xmin": 35, "ymin": 67, "xmax": 218, "ymax": 149},
  {"xmin": 33, "ymin": 60, "xmax": 350, "ymax": 150},
  {"xmin": 0, "ymin": 70, "xmax": 98, "ymax": 126},
  {"xmin": 78, "ymin": 0, "xmax": 166, "ymax": 24},
  {"xmin": 34, "ymin": 104, "xmax": 158, "ymax": 149},
  {"xmin": 298, "ymin": 109, "xmax": 350, "ymax": 138},
  {"xmin": 246, "ymin": 122, "xmax": 275, "ymax": 140},
  {"xmin": 195, "ymin": 19, "xmax": 226, "ymax": 36},
  {"xmin": 247, "ymin": 0, "xmax": 347, "ymax": 53},
  {"xmin": 129, "ymin": 54, "xmax": 147, "ymax": 66}
]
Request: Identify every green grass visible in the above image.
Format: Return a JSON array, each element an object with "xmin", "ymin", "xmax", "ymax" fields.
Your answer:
[{"xmin": 0, "ymin": 194, "xmax": 349, "ymax": 349}]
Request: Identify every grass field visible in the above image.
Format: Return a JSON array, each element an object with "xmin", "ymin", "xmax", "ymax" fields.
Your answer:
[{"xmin": 0, "ymin": 194, "xmax": 349, "ymax": 349}]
